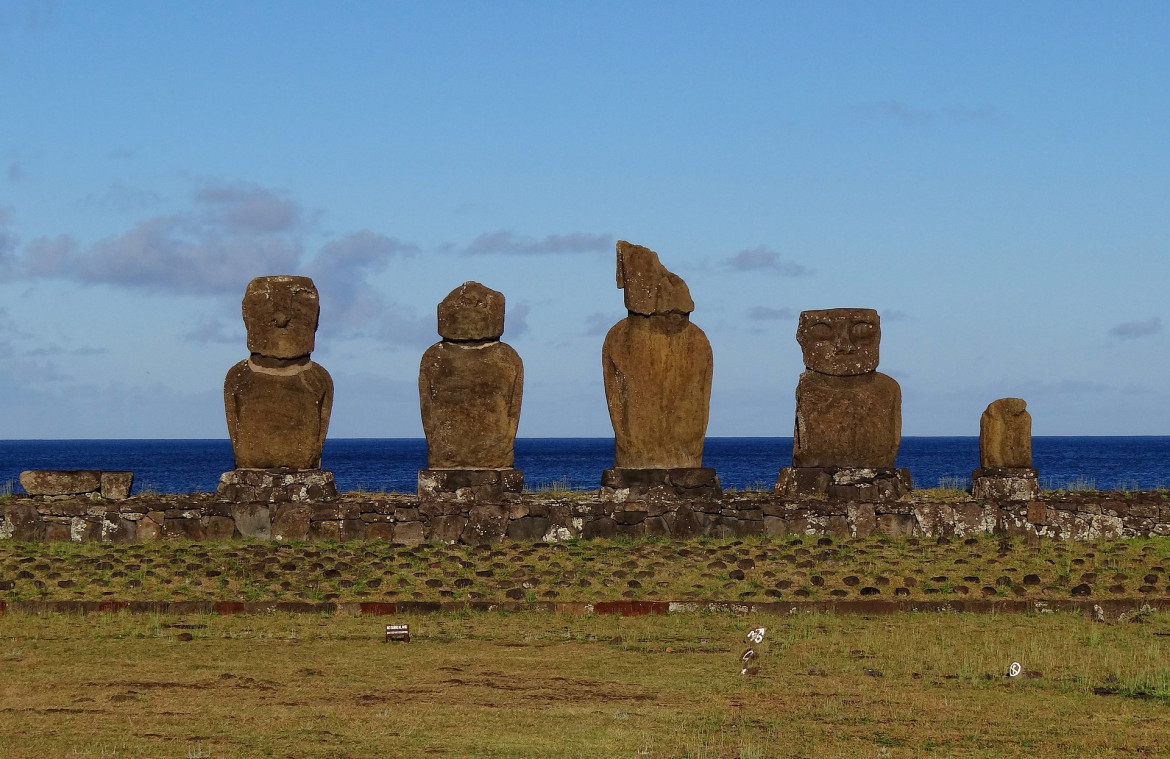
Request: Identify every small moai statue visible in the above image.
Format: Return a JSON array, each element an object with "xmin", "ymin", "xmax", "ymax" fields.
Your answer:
[
  {"xmin": 417, "ymin": 282, "xmax": 524, "ymax": 503},
  {"xmin": 971, "ymin": 398, "xmax": 1040, "ymax": 500},
  {"xmin": 218, "ymin": 275, "xmax": 337, "ymax": 503},
  {"xmin": 776, "ymin": 308, "xmax": 911, "ymax": 501},
  {"xmin": 600, "ymin": 241, "xmax": 720, "ymax": 501}
]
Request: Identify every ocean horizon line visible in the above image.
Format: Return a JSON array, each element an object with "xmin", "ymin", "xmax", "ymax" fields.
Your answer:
[{"xmin": 5, "ymin": 434, "xmax": 1170, "ymax": 443}]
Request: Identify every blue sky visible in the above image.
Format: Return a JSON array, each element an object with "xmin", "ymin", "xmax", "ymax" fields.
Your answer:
[{"xmin": 1, "ymin": 1, "xmax": 1168, "ymax": 439}]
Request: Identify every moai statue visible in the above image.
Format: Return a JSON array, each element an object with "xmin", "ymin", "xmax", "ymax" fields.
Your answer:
[
  {"xmin": 971, "ymin": 398, "xmax": 1040, "ymax": 500},
  {"xmin": 418, "ymin": 282, "xmax": 524, "ymax": 504},
  {"xmin": 776, "ymin": 308, "xmax": 911, "ymax": 501},
  {"xmin": 600, "ymin": 241, "xmax": 720, "ymax": 501},
  {"xmin": 218, "ymin": 275, "xmax": 337, "ymax": 504}
]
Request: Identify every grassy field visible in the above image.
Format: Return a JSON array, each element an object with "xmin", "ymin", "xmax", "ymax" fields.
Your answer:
[
  {"xmin": 3, "ymin": 533, "xmax": 1170, "ymax": 605},
  {"xmin": 1, "ymin": 608, "xmax": 1169, "ymax": 757}
]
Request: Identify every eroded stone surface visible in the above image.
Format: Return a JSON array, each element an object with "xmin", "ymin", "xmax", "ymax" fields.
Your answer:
[
  {"xmin": 603, "ymin": 242, "xmax": 712, "ymax": 470},
  {"xmin": 980, "ymin": 398, "xmax": 1032, "ymax": 468},
  {"xmin": 242, "ymin": 275, "xmax": 319, "ymax": 359},
  {"xmin": 20, "ymin": 471, "xmax": 102, "ymax": 496},
  {"xmin": 421, "ymin": 282, "xmax": 523, "ymax": 471},
  {"xmin": 793, "ymin": 372, "xmax": 901, "ymax": 468},
  {"xmin": 417, "ymin": 468, "xmax": 523, "ymax": 502},
  {"xmin": 797, "ymin": 308, "xmax": 880, "ymax": 377},
  {"xmin": 225, "ymin": 276, "xmax": 333, "ymax": 470},
  {"xmin": 972, "ymin": 467, "xmax": 1041, "ymax": 501},
  {"xmin": 775, "ymin": 467, "xmax": 912, "ymax": 501},
  {"xmin": 217, "ymin": 469, "xmax": 338, "ymax": 503},
  {"xmin": 437, "ymin": 281, "xmax": 505, "ymax": 341},
  {"xmin": 616, "ymin": 240, "xmax": 694, "ymax": 316},
  {"xmin": 600, "ymin": 468, "xmax": 722, "ymax": 501},
  {"xmin": 100, "ymin": 472, "xmax": 134, "ymax": 500}
]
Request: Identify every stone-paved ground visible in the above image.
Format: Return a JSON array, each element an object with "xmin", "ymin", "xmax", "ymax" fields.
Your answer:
[{"xmin": 2, "ymin": 533, "xmax": 1170, "ymax": 605}]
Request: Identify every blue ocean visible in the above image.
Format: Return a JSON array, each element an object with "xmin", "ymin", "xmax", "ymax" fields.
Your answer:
[{"xmin": 2, "ymin": 437, "xmax": 1170, "ymax": 496}]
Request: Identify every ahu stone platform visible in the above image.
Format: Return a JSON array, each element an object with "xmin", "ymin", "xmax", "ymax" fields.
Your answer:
[{"xmin": 4, "ymin": 489, "xmax": 1170, "ymax": 545}]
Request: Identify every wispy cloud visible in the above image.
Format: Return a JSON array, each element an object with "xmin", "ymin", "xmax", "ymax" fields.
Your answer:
[
  {"xmin": 723, "ymin": 246, "xmax": 811, "ymax": 276},
  {"xmin": 882, "ymin": 310, "xmax": 912, "ymax": 322},
  {"xmin": 6, "ymin": 179, "xmax": 434, "ymax": 346},
  {"xmin": 6, "ymin": 161, "xmax": 24, "ymax": 181},
  {"xmin": 301, "ymin": 229, "xmax": 420, "ymax": 336},
  {"xmin": 76, "ymin": 182, "xmax": 165, "ymax": 212},
  {"xmin": 1108, "ymin": 317, "xmax": 1162, "ymax": 341},
  {"xmin": 746, "ymin": 306, "xmax": 794, "ymax": 321},
  {"xmin": 183, "ymin": 316, "xmax": 239, "ymax": 345},
  {"xmin": 462, "ymin": 230, "xmax": 613, "ymax": 256},
  {"xmin": 14, "ymin": 181, "xmax": 306, "ymax": 295},
  {"xmin": 0, "ymin": 207, "xmax": 17, "ymax": 270},
  {"xmin": 583, "ymin": 311, "xmax": 613, "ymax": 336}
]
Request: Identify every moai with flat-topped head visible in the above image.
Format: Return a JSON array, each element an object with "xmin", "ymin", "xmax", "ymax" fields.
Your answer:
[
  {"xmin": 971, "ymin": 397, "xmax": 1040, "ymax": 500},
  {"xmin": 418, "ymin": 282, "xmax": 524, "ymax": 507},
  {"xmin": 600, "ymin": 241, "xmax": 720, "ymax": 503},
  {"xmin": 776, "ymin": 308, "xmax": 911, "ymax": 501},
  {"xmin": 217, "ymin": 275, "xmax": 337, "ymax": 504}
]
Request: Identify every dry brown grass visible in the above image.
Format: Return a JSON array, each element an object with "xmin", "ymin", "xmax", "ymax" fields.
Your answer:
[{"xmin": 1, "ymin": 609, "xmax": 1169, "ymax": 757}]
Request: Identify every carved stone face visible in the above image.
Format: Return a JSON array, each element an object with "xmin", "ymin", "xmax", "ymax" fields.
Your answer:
[
  {"xmin": 242, "ymin": 275, "xmax": 320, "ymax": 359},
  {"xmin": 437, "ymin": 281, "xmax": 505, "ymax": 341},
  {"xmin": 797, "ymin": 308, "xmax": 880, "ymax": 376},
  {"xmin": 617, "ymin": 240, "xmax": 694, "ymax": 316}
]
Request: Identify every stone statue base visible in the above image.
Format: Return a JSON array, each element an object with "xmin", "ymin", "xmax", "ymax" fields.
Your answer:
[
  {"xmin": 601, "ymin": 467, "xmax": 722, "ymax": 502},
  {"xmin": 775, "ymin": 467, "xmax": 912, "ymax": 501},
  {"xmin": 418, "ymin": 468, "xmax": 524, "ymax": 503},
  {"xmin": 217, "ymin": 468, "xmax": 337, "ymax": 503},
  {"xmin": 970, "ymin": 467, "xmax": 1041, "ymax": 501}
]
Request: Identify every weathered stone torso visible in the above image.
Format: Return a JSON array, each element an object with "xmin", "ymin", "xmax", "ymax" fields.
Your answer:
[
  {"xmin": 603, "ymin": 313, "xmax": 712, "ymax": 469},
  {"xmin": 419, "ymin": 340, "xmax": 523, "ymax": 469},
  {"xmin": 793, "ymin": 370, "xmax": 901, "ymax": 468},
  {"xmin": 980, "ymin": 398, "xmax": 1032, "ymax": 468},
  {"xmin": 225, "ymin": 360, "xmax": 333, "ymax": 469}
]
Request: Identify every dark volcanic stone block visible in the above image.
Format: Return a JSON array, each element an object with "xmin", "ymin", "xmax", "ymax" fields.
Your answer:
[
  {"xmin": 417, "ymin": 468, "xmax": 523, "ymax": 503},
  {"xmin": 216, "ymin": 468, "xmax": 337, "ymax": 504},
  {"xmin": 601, "ymin": 467, "xmax": 722, "ymax": 501},
  {"xmin": 776, "ymin": 467, "xmax": 911, "ymax": 502},
  {"xmin": 20, "ymin": 470, "xmax": 101, "ymax": 496},
  {"xmin": 970, "ymin": 468, "xmax": 1041, "ymax": 501},
  {"xmin": 100, "ymin": 472, "xmax": 134, "ymax": 500},
  {"xmin": 3, "ymin": 503, "xmax": 45, "ymax": 541}
]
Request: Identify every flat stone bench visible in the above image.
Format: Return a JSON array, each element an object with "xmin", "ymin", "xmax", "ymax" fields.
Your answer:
[{"xmin": 19, "ymin": 470, "xmax": 134, "ymax": 500}]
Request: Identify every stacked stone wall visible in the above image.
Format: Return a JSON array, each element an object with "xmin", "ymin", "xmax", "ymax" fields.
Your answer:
[{"xmin": 4, "ymin": 490, "xmax": 1170, "ymax": 544}]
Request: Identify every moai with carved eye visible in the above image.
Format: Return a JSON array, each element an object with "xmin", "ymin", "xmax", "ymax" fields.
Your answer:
[
  {"xmin": 417, "ymin": 282, "xmax": 525, "ymax": 504},
  {"xmin": 219, "ymin": 276, "xmax": 336, "ymax": 505},
  {"xmin": 777, "ymin": 308, "xmax": 909, "ymax": 501},
  {"xmin": 600, "ymin": 241, "xmax": 720, "ymax": 501},
  {"xmin": 971, "ymin": 397, "xmax": 1040, "ymax": 500}
]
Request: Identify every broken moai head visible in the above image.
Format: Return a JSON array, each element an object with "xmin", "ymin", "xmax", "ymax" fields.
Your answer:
[
  {"xmin": 797, "ymin": 308, "xmax": 881, "ymax": 376},
  {"xmin": 616, "ymin": 240, "xmax": 694, "ymax": 316},
  {"xmin": 437, "ymin": 281, "xmax": 505, "ymax": 341},
  {"xmin": 980, "ymin": 397, "xmax": 1033, "ymax": 468},
  {"xmin": 243, "ymin": 275, "xmax": 320, "ymax": 359}
]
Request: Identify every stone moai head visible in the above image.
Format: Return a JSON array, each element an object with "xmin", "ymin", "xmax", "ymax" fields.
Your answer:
[
  {"xmin": 243, "ymin": 275, "xmax": 320, "ymax": 359},
  {"xmin": 437, "ymin": 281, "xmax": 505, "ymax": 341},
  {"xmin": 980, "ymin": 397, "xmax": 1033, "ymax": 468},
  {"xmin": 797, "ymin": 308, "xmax": 881, "ymax": 376},
  {"xmin": 616, "ymin": 240, "xmax": 694, "ymax": 316}
]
